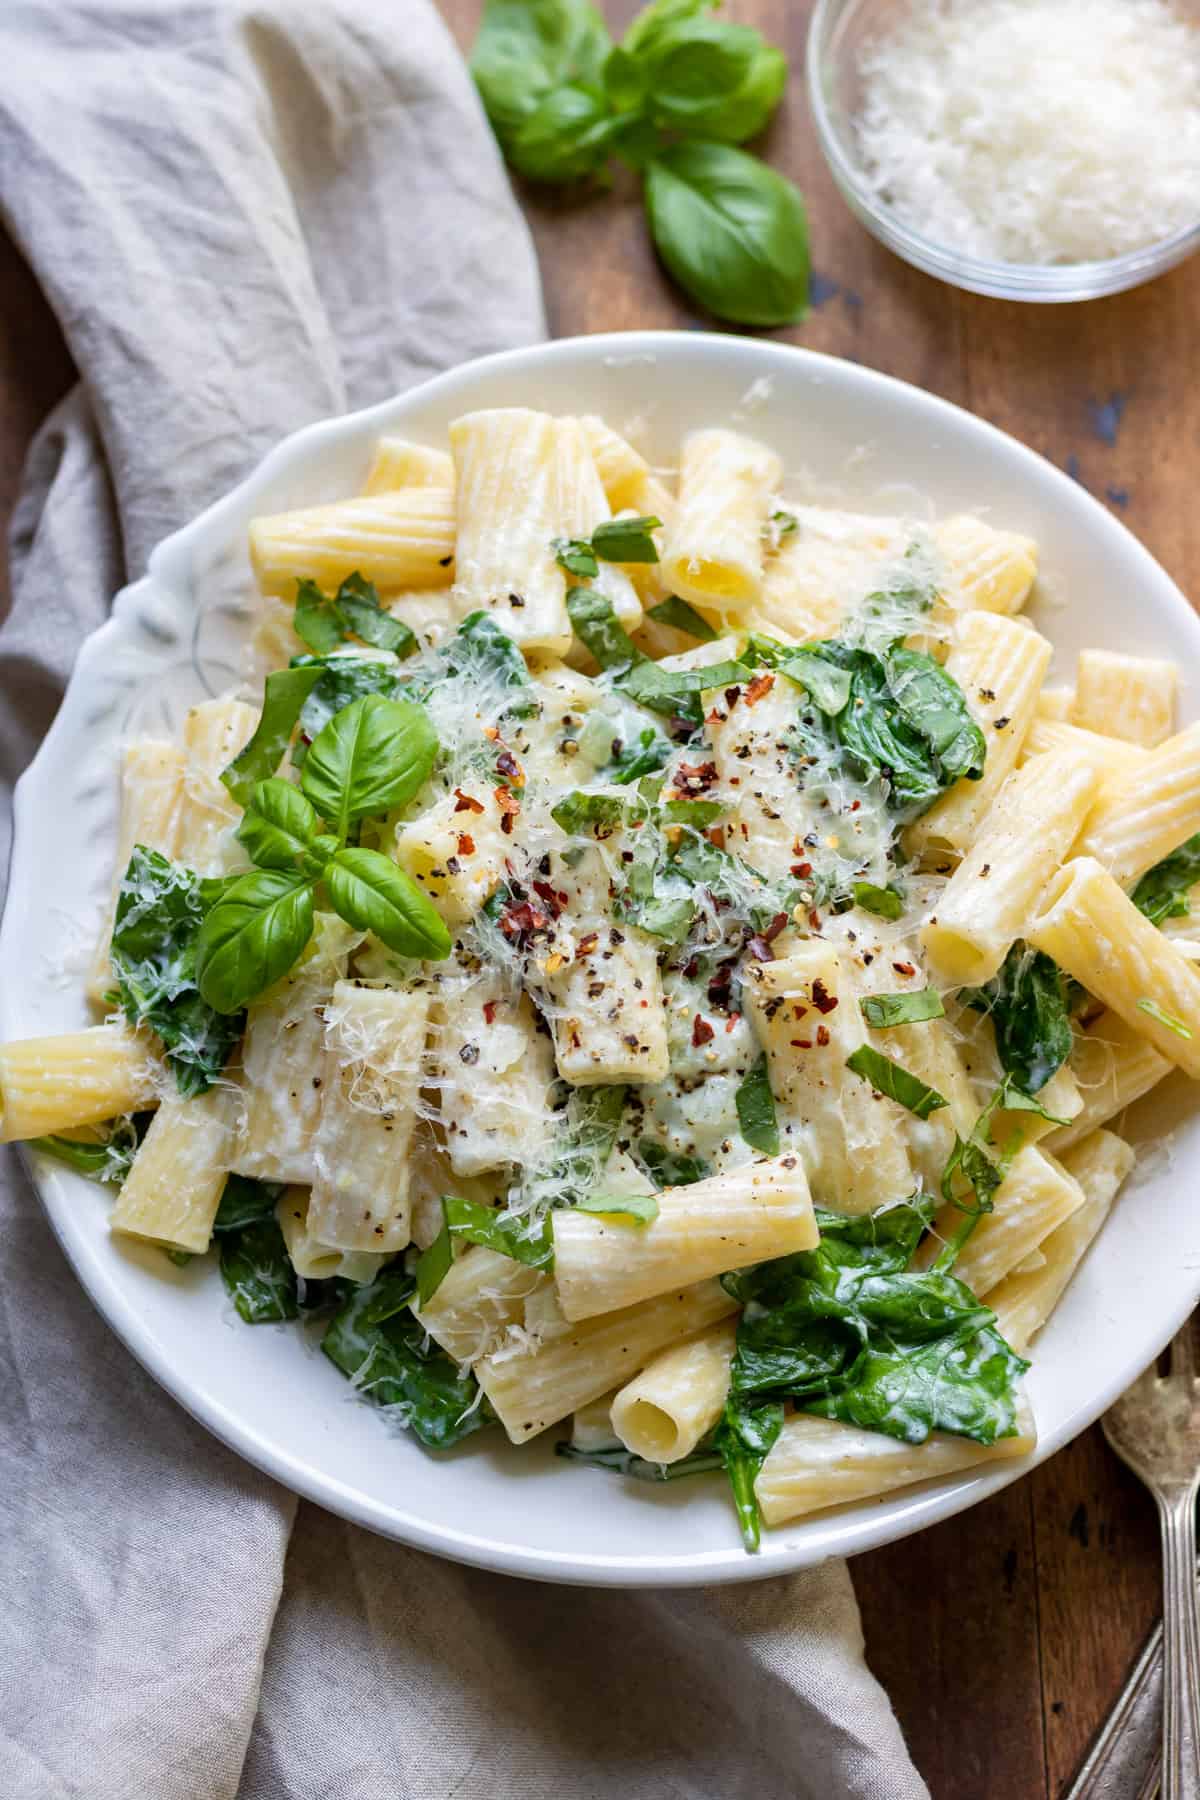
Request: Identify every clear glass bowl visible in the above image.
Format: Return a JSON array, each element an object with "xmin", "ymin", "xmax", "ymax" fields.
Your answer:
[{"xmin": 807, "ymin": 0, "xmax": 1200, "ymax": 302}]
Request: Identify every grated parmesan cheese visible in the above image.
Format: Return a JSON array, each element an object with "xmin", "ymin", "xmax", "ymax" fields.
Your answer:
[{"xmin": 856, "ymin": 0, "xmax": 1200, "ymax": 265}]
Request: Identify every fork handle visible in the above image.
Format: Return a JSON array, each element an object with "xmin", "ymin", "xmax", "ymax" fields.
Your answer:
[{"xmin": 1160, "ymin": 1485, "xmax": 1200, "ymax": 1800}]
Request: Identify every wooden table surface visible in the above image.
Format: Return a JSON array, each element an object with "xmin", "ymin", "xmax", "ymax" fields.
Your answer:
[{"xmin": 1, "ymin": 2, "xmax": 1194, "ymax": 1793}]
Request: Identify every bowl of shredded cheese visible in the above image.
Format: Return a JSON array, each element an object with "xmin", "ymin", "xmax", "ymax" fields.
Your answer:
[{"xmin": 808, "ymin": 0, "xmax": 1200, "ymax": 301}]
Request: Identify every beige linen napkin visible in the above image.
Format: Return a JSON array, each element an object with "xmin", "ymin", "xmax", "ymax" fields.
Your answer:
[{"xmin": 0, "ymin": 5, "xmax": 928, "ymax": 1796}]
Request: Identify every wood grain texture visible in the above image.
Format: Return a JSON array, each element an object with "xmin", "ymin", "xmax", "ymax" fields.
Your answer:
[{"xmin": 1, "ymin": 2, "xmax": 1189, "ymax": 1791}]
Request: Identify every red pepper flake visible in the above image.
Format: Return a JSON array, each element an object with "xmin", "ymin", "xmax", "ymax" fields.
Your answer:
[
  {"xmin": 811, "ymin": 979, "xmax": 839, "ymax": 1015},
  {"xmin": 575, "ymin": 932, "xmax": 599, "ymax": 960},
  {"xmin": 456, "ymin": 833, "xmax": 476, "ymax": 856},
  {"xmin": 808, "ymin": 908, "xmax": 822, "ymax": 931},
  {"xmin": 790, "ymin": 1038, "xmax": 813, "ymax": 1049},
  {"xmin": 483, "ymin": 1000, "xmax": 498, "ymax": 1025},
  {"xmin": 724, "ymin": 686, "xmax": 741, "ymax": 710},
  {"xmin": 892, "ymin": 961, "xmax": 916, "ymax": 977},
  {"xmin": 494, "ymin": 787, "xmax": 521, "ymax": 835},
  {"xmin": 674, "ymin": 760, "xmax": 719, "ymax": 794},
  {"xmin": 532, "ymin": 879, "xmax": 568, "ymax": 919},
  {"xmin": 792, "ymin": 1003, "xmax": 808, "ymax": 1020},
  {"xmin": 453, "ymin": 788, "xmax": 484, "ymax": 815},
  {"xmin": 816, "ymin": 1024, "xmax": 831, "ymax": 1047},
  {"xmin": 495, "ymin": 748, "xmax": 525, "ymax": 788},
  {"xmin": 692, "ymin": 1015, "xmax": 715, "ymax": 1047},
  {"xmin": 763, "ymin": 911, "xmax": 789, "ymax": 944},
  {"xmin": 745, "ymin": 671, "xmax": 775, "ymax": 706},
  {"xmin": 499, "ymin": 900, "xmax": 549, "ymax": 942},
  {"xmin": 482, "ymin": 726, "xmax": 499, "ymax": 741},
  {"xmin": 747, "ymin": 936, "xmax": 774, "ymax": 962},
  {"xmin": 705, "ymin": 825, "xmax": 725, "ymax": 849},
  {"xmin": 725, "ymin": 1012, "xmax": 741, "ymax": 1033},
  {"xmin": 790, "ymin": 861, "xmax": 813, "ymax": 879}
]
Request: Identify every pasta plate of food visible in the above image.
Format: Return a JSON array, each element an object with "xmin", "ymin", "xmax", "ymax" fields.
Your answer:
[{"xmin": 4, "ymin": 332, "xmax": 1199, "ymax": 1584}]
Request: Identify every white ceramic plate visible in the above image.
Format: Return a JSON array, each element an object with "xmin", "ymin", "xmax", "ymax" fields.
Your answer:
[{"xmin": 6, "ymin": 332, "xmax": 1200, "ymax": 1587}]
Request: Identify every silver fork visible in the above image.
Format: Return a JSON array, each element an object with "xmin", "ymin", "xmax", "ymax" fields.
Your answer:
[{"xmin": 1101, "ymin": 1322, "xmax": 1200, "ymax": 1800}]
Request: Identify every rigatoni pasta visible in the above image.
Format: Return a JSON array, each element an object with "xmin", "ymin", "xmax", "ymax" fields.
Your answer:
[{"xmin": 13, "ymin": 403, "xmax": 1198, "ymax": 1551}]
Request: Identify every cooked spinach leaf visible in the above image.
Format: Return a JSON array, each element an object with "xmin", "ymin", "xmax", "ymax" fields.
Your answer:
[
  {"xmin": 844, "ymin": 1045, "xmax": 947, "ymax": 1119},
  {"xmin": 714, "ymin": 1394, "xmax": 785, "ymax": 1552},
  {"xmin": 636, "ymin": 1139, "xmax": 709, "ymax": 1188},
  {"xmin": 722, "ymin": 1200, "xmax": 1028, "ymax": 1467},
  {"xmin": 322, "ymin": 1271, "xmax": 493, "ymax": 1449},
  {"xmin": 592, "ymin": 514, "xmax": 662, "ymax": 563},
  {"xmin": 291, "ymin": 653, "xmax": 403, "ymax": 764},
  {"xmin": 294, "ymin": 572, "xmax": 415, "ymax": 660},
  {"xmin": 222, "ymin": 665, "xmax": 325, "ymax": 806},
  {"xmin": 962, "ymin": 942, "xmax": 1072, "ymax": 1095},
  {"xmin": 735, "ymin": 1054, "xmax": 779, "ymax": 1154},
  {"xmin": 438, "ymin": 611, "xmax": 538, "ymax": 719},
  {"xmin": 1132, "ymin": 831, "xmax": 1200, "ymax": 927},
  {"xmin": 110, "ymin": 846, "xmax": 244, "ymax": 1094},
  {"xmin": 416, "ymin": 1195, "xmax": 555, "ymax": 1304},
  {"xmin": 860, "ymin": 990, "xmax": 945, "ymax": 1029},
  {"xmin": 574, "ymin": 1190, "xmax": 661, "ymax": 1221},
  {"xmin": 555, "ymin": 1440, "xmax": 723, "ymax": 1481},
  {"xmin": 28, "ymin": 1116, "xmax": 141, "ymax": 1186},
  {"xmin": 852, "ymin": 881, "xmax": 904, "ymax": 921},
  {"xmin": 647, "ymin": 596, "xmax": 717, "ymax": 641},
  {"xmin": 213, "ymin": 1173, "xmax": 284, "ymax": 1234},
  {"xmin": 219, "ymin": 1218, "xmax": 298, "ymax": 1324},
  {"xmin": 566, "ymin": 586, "xmax": 747, "ymax": 722}
]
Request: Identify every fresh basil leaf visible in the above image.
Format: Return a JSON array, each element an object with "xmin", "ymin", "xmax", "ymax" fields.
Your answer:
[
  {"xmin": 295, "ymin": 578, "xmax": 344, "ymax": 656},
  {"xmin": 963, "ymin": 943, "xmax": 1071, "ymax": 1095},
  {"xmin": 606, "ymin": 724, "xmax": 674, "ymax": 784},
  {"xmin": 566, "ymin": 584, "xmax": 640, "ymax": 672},
  {"xmin": 592, "ymin": 515, "xmax": 662, "ymax": 563},
  {"xmin": 219, "ymin": 1218, "xmax": 297, "ymax": 1324},
  {"xmin": 213, "ymin": 1173, "xmax": 283, "ymax": 1234},
  {"xmin": 111, "ymin": 846, "xmax": 244, "ymax": 1094},
  {"xmin": 574, "ymin": 1190, "xmax": 661, "ymax": 1222},
  {"xmin": 328, "ymin": 573, "xmax": 416, "ymax": 656},
  {"xmin": 1132, "ymin": 831, "xmax": 1200, "ymax": 927},
  {"xmin": 509, "ymin": 83, "xmax": 622, "ymax": 183},
  {"xmin": 195, "ymin": 870, "xmax": 315, "ymax": 1014},
  {"xmin": 642, "ymin": 18, "xmax": 785, "ymax": 145},
  {"xmin": 647, "ymin": 595, "xmax": 718, "ymax": 641},
  {"xmin": 619, "ymin": 655, "xmax": 752, "ymax": 715},
  {"xmin": 844, "ymin": 1045, "xmax": 947, "ymax": 1120},
  {"xmin": 291, "ymin": 654, "xmax": 403, "ymax": 765},
  {"xmin": 555, "ymin": 1440, "xmax": 723, "ymax": 1480},
  {"xmin": 28, "ymin": 1117, "xmax": 140, "ymax": 1186},
  {"xmin": 1137, "ymin": 996, "xmax": 1193, "ymax": 1040},
  {"xmin": 222, "ymin": 666, "xmax": 324, "ymax": 808},
  {"xmin": 714, "ymin": 1394, "xmax": 784, "ymax": 1552},
  {"xmin": 735, "ymin": 1054, "xmax": 779, "ymax": 1154},
  {"xmin": 303, "ymin": 834, "xmax": 339, "ymax": 878},
  {"xmin": 623, "ymin": 0, "xmax": 709, "ymax": 57},
  {"xmin": 300, "ymin": 693, "xmax": 437, "ymax": 838},
  {"xmin": 860, "ymin": 989, "xmax": 945, "ymax": 1030},
  {"xmin": 325, "ymin": 848, "xmax": 451, "ymax": 961},
  {"xmin": 553, "ymin": 536, "xmax": 600, "ymax": 578},
  {"xmin": 775, "ymin": 647, "xmax": 852, "ymax": 715},
  {"xmin": 603, "ymin": 44, "xmax": 648, "ymax": 112},
  {"xmin": 852, "ymin": 881, "xmax": 905, "ymax": 921},
  {"xmin": 636, "ymin": 1140, "xmax": 708, "ymax": 1188},
  {"xmin": 551, "ymin": 790, "xmax": 629, "ymax": 836},
  {"xmin": 323, "ymin": 1271, "xmax": 493, "ymax": 1448},
  {"xmin": 471, "ymin": 0, "xmax": 611, "ymax": 149},
  {"xmin": 644, "ymin": 141, "xmax": 808, "ymax": 329},
  {"xmin": 236, "ymin": 777, "xmax": 319, "ymax": 872}
]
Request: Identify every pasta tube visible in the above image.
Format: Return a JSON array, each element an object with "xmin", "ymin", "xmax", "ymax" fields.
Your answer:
[
  {"xmin": 556, "ymin": 417, "xmax": 643, "ymax": 629},
  {"xmin": 307, "ymin": 983, "xmax": 429, "ymax": 1253},
  {"xmin": 552, "ymin": 1153, "xmax": 816, "ymax": 1323},
  {"xmin": 416, "ymin": 1246, "xmax": 550, "ymax": 1368},
  {"xmin": 249, "ymin": 488, "xmax": 456, "ymax": 596},
  {"xmin": 660, "ymin": 428, "xmax": 781, "ymax": 619},
  {"xmin": 579, "ymin": 415, "xmax": 677, "ymax": 523},
  {"xmin": 109, "ymin": 1087, "xmax": 234, "ymax": 1253},
  {"xmin": 174, "ymin": 697, "xmax": 258, "ymax": 875},
  {"xmin": 744, "ymin": 945, "xmax": 915, "ymax": 1215},
  {"xmin": 1029, "ymin": 858, "xmax": 1200, "ymax": 1078},
  {"xmin": 907, "ymin": 613, "xmax": 1052, "ymax": 857},
  {"xmin": 275, "ymin": 1187, "xmax": 387, "ymax": 1285},
  {"xmin": 609, "ymin": 1319, "xmax": 737, "ymax": 1463},
  {"xmin": 449, "ymin": 408, "xmax": 571, "ymax": 655},
  {"xmin": 1044, "ymin": 1011, "xmax": 1170, "ymax": 1154},
  {"xmin": 920, "ymin": 749, "xmax": 1102, "ymax": 986},
  {"xmin": 988, "ymin": 1130, "xmax": 1135, "ymax": 1353},
  {"xmin": 1077, "ymin": 722, "xmax": 1200, "ymax": 888},
  {"xmin": 87, "ymin": 741, "xmax": 186, "ymax": 1004},
  {"xmin": 1071, "ymin": 649, "xmax": 1177, "ymax": 748},
  {"xmin": 932, "ymin": 515, "xmax": 1037, "ymax": 616},
  {"xmin": 429, "ymin": 975, "xmax": 556, "ymax": 1176},
  {"xmin": 476, "ymin": 1278, "xmax": 738, "ymax": 1444},
  {"xmin": 917, "ymin": 1144, "xmax": 1084, "ymax": 1298},
  {"xmin": 0, "ymin": 1025, "xmax": 160, "ymax": 1142},
  {"xmin": 1021, "ymin": 715, "xmax": 1148, "ymax": 780},
  {"xmin": 755, "ymin": 1401, "xmax": 1036, "ymax": 1527},
  {"xmin": 361, "ymin": 437, "xmax": 454, "ymax": 495}
]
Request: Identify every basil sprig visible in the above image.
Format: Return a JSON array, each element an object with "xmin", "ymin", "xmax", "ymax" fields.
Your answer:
[
  {"xmin": 469, "ymin": 0, "xmax": 809, "ymax": 328},
  {"xmin": 198, "ymin": 692, "xmax": 447, "ymax": 1014}
]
